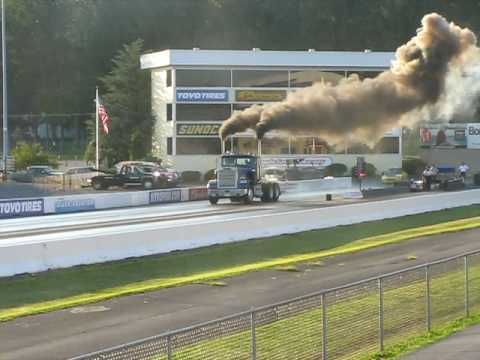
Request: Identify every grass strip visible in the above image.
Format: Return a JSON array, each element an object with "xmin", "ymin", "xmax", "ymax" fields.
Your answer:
[
  {"xmin": 367, "ymin": 313, "xmax": 480, "ymax": 359},
  {"xmin": 143, "ymin": 263, "xmax": 480, "ymax": 360},
  {"xmin": 2, "ymin": 205, "xmax": 480, "ymax": 322}
]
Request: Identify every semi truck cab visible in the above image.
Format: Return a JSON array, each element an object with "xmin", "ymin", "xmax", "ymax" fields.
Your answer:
[{"xmin": 207, "ymin": 154, "xmax": 281, "ymax": 204}]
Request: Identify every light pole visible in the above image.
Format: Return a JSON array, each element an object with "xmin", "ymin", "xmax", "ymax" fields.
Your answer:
[{"xmin": 1, "ymin": 0, "xmax": 7, "ymax": 180}]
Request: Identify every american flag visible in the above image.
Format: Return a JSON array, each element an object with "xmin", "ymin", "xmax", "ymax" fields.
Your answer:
[{"xmin": 98, "ymin": 99, "xmax": 111, "ymax": 134}]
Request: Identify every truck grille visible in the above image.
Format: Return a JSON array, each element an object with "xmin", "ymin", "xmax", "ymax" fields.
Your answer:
[{"xmin": 218, "ymin": 168, "xmax": 236, "ymax": 188}]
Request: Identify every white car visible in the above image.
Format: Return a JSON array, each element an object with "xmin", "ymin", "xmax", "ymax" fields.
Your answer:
[{"xmin": 63, "ymin": 167, "xmax": 107, "ymax": 188}]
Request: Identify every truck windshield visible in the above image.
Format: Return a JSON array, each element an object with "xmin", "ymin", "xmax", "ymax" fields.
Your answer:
[{"xmin": 221, "ymin": 157, "xmax": 256, "ymax": 168}]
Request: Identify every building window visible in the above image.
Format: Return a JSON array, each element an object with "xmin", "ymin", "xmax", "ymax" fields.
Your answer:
[
  {"xmin": 290, "ymin": 70, "xmax": 345, "ymax": 88},
  {"xmin": 233, "ymin": 103, "xmax": 263, "ymax": 111},
  {"xmin": 166, "ymin": 70, "xmax": 172, "ymax": 87},
  {"xmin": 176, "ymin": 70, "xmax": 230, "ymax": 87},
  {"xmin": 167, "ymin": 137, "xmax": 172, "ymax": 155},
  {"xmin": 167, "ymin": 104, "xmax": 172, "ymax": 121},
  {"xmin": 176, "ymin": 137, "xmax": 221, "ymax": 155},
  {"xmin": 375, "ymin": 137, "xmax": 400, "ymax": 154},
  {"xmin": 176, "ymin": 104, "xmax": 231, "ymax": 121},
  {"xmin": 290, "ymin": 137, "xmax": 330, "ymax": 154},
  {"xmin": 346, "ymin": 137, "xmax": 399, "ymax": 154},
  {"xmin": 233, "ymin": 70, "xmax": 288, "ymax": 87},
  {"xmin": 231, "ymin": 137, "xmax": 257, "ymax": 154},
  {"xmin": 345, "ymin": 71, "xmax": 381, "ymax": 80},
  {"xmin": 261, "ymin": 137, "xmax": 290, "ymax": 155}
]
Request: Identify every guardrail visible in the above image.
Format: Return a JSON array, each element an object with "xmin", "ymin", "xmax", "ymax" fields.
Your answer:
[{"xmin": 71, "ymin": 249, "xmax": 480, "ymax": 360}]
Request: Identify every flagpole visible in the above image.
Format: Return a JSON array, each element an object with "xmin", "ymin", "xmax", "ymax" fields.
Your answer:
[{"xmin": 95, "ymin": 86, "xmax": 99, "ymax": 169}]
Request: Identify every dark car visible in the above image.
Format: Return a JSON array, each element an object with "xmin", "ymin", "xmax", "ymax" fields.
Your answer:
[
  {"xmin": 90, "ymin": 164, "xmax": 180, "ymax": 190},
  {"xmin": 10, "ymin": 166, "xmax": 60, "ymax": 183}
]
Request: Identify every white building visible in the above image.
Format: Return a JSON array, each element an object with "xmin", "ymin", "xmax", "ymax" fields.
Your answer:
[{"xmin": 140, "ymin": 49, "xmax": 400, "ymax": 175}]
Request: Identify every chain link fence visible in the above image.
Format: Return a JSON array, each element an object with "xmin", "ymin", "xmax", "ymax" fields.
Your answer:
[{"xmin": 71, "ymin": 250, "xmax": 480, "ymax": 360}]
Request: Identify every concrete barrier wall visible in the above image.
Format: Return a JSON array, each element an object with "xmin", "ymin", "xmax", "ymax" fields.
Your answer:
[
  {"xmin": 0, "ymin": 178, "xmax": 352, "ymax": 218},
  {"xmin": 280, "ymin": 177, "xmax": 352, "ymax": 193},
  {"xmin": 1, "ymin": 189, "xmax": 480, "ymax": 277}
]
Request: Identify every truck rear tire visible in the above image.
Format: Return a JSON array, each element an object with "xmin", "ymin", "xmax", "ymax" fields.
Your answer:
[
  {"xmin": 209, "ymin": 197, "xmax": 219, "ymax": 205},
  {"xmin": 261, "ymin": 183, "xmax": 274, "ymax": 202}
]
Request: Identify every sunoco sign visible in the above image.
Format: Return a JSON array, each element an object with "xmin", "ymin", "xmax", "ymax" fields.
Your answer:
[
  {"xmin": 467, "ymin": 123, "xmax": 480, "ymax": 149},
  {"xmin": 0, "ymin": 198, "xmax": 44, "ymax": 218},
  {"xmin": 177, "ymin": 123, "xmax": 221, "ymax": 136}
]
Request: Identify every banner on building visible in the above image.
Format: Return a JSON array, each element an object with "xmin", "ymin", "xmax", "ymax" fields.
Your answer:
[
  {"xmin": 0, "ymin": 198, "xmax": 44, "ymax": 218},
  {"xmin": 235, "ymin": 90, "xmax": 287, "ymax": 102},
  {"xmin": 176, "ymin": 89, "xmax": 229, "ymax": 102},
  {"xmin": 466, "ymin": 123, "xmax": 480, "ymax": 149},
  {"xmin": 261, "ymin": 155, "xmax": 333, "ymax": 169},
  {"xmin": 177, "ymin": 123, "xmax": 221, "ymax": 136},
  {"xmin": 419, "ymin": 125, "xmax": 467, "ymax": 148}
]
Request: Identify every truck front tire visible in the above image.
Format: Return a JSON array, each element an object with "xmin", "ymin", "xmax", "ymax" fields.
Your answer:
[
  {"xmin": 244, "ymin": 186, "xmax": 254, "ymax": 204},
  {"xmin": 272, "ymin": 183, "xmax": 280, "ymax": 202},
  {"xmin": 209, "ymin": 197, "xmax": 219, "ymax": 205}
]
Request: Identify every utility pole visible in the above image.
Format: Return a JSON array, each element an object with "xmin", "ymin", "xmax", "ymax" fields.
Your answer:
[{"xmin": 1, "ymin": 0, "xmax": 8, "ymax": 180}]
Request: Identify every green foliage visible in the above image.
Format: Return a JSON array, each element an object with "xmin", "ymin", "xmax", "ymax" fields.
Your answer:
[
  {"xmin": 403, "ymin": 157, "xmax": 426, "ymax": 176},
  {"xmin": 84, "ymin": 39, "xmax": 152, "ymax": 166},
  {"xmin": 11, "ymin": 142, "xmax": 58, "ymax": 170},
  {"xmin": 4, "ymin": 0, "xmax": 480, "ymax": 150},
  {"xmin": 351, "ymin": 162, "xmax": 377, "ymax": 177},
  {"xmin": 325, "ymin": 163, "xmax": 348, "ymax": 177}
]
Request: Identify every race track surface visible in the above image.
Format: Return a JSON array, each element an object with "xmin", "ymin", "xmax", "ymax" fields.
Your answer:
[{"xmin": 1, "ymin": 224, "xmax": 479, "ymax": 359}]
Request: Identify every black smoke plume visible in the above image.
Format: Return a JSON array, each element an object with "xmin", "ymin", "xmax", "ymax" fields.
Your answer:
[{"xmin": 219, "ymin": 13, "xmax": 479, "ymax": 145}]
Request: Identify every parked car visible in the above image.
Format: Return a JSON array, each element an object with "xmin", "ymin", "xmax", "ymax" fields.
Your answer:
[
  {"xmin": 381, "ymin": 168, "xmax": 408, "ymax": 184},
  {"xmin": 263, "ymin": 167, "xmax": 287, "ymax": 181},
  {"xmin": 63, "ymin": 167, "xmax": 108, "ymax": 188},
  {"xmin": 91, "ymin": 163, "xmax": 180, "ymax": 190},
  {"xmin": 10, "ymin": 165, "xmax": 61, "ymax": 183},
  {"xmin": 409, "ymin": 165, "xmax": 465, "ymax": 192}
]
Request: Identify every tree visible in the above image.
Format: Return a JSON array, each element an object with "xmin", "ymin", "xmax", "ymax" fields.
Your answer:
[
  {"xmin": 12, "ymin": 142, "xmax": 57, "ymax": 170},
  {"xmin": 85, "ymin": 39, "xmax": 152, "ymax": 166}
]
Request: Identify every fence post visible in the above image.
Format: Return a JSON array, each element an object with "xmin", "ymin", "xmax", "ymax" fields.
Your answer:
[
  {"xmin": 322, "ymin": 293, "xmax": 328, "ymax": 360},
  {"xmin": 378, "ymin": 278, "xmax": 384, "ymax": 353},
  {"xmin": 426, "ymin": 265, "xmax": 432, "ymax": 332},
  {"xmin": 251, "ymin": 308, "xmax": 256, "ymax": 360},
  {"xmin": 465, "ymin": 256, "xmax": 470, "ymax": 318},
  {"xmin": 167, "ymin": 333, "xmax": 172, "ymax": 360}
]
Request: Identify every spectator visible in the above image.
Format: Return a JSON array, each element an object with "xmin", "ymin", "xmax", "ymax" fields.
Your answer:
[
  {"xmin": 422, "ymin": 165, "xmax": 433, "ymax": 191},
  {"xmin": 458, "ymin": 162, "xmax": 470, "ymax": 181}
]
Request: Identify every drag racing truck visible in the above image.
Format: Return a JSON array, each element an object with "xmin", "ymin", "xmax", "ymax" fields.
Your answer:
[{"xmin": 207, "ymin": 153, "xmax": 281, "ymax": 205}]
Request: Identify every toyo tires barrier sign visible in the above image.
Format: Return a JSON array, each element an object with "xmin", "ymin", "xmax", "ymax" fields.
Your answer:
[
  {"xmin": 54, "ymin": 198, "xmax": 96, "ymax": 213},
  {"xmin": 189, "ymin": 187, "xmax": 208, "ymax": 201},
  {"xmin": 149, "ymin": 189, "xmax": 182, "ymax": 204},
  {"xmin": 0, "ymin": 198, "xmax": 44, "ymax": 218}
]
